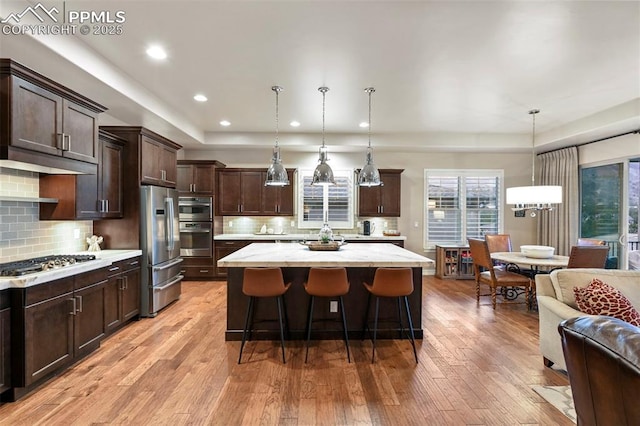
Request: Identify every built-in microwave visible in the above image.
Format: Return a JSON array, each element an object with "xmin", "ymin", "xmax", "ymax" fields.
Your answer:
[{"xmin": 178, "ymin": 197, "xmax": 212, "ymax": 221}]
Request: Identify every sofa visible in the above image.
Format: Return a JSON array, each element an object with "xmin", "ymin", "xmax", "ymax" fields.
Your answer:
[
  {"xmin": 536, "ymin": 268, "xmax": 640, "ymax": 370},
  {"xmin": 559, "ymin": 316, "xmax": 640, "ymax": 425}
]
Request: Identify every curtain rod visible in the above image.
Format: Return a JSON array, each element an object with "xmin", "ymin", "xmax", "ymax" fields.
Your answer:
[{"xmin": 539, "ymin": 128, "xmax": 640, "ymax": 155}]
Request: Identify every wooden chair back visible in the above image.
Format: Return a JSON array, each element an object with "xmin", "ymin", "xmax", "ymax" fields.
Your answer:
[
  {"xmin": 484, "ymin": 234, "xmax": 513, "ymax": 253},
  {"xmin": 567, "ymin": 246, "xmax": 609, "ymax": 268},
  {"xmin": 468, "ymin": 238, "xmax": 494, "ymax": 271}
]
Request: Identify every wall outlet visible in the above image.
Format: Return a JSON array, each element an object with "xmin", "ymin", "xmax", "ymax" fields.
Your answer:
[
  {"xmin": 291, "ymin": 220, "xmax": 295, "ymax": 227},
  {"xmin": 414, "ymin": 221, "xmax": 419, "ymax": 227},
  {"xmin": 357, "ymin": 221, "xmax": 361, "ymax": 227},
  {"xmin": 329, "ymin": 301, "xmax": 338, "ymax": 313},
  {"xmin": 514, "ymin": 210, "xmax": 526, "ymax": 217},
  {"xmin": 229, "ymin": 220, "xmax": 233, "ymax": 227},
  {"xmin": 73, "ymin": 228, "xmax": 80, "ymax": 239}
]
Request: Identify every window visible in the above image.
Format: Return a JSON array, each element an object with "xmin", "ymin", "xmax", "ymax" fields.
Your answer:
[
  {"xmin": 424, "ymin": 169, "xmax": 503, "ymax": 249},
  {"xmin": 298, "ymin": 169, "xmax": 354, "ymax": 229}
]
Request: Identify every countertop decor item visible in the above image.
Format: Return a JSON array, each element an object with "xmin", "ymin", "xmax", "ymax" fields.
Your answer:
[
  {"xmin": 265, "ymin": 85, "xmax": 290, "ymax": 186},
  {"xmin": 358, "ymin": 87, "xmax": 382, "ymax": 187},
  {"xmin": 300, "ymin": 240, "xmax": 346, "ymax": 251},
  {"xmin": 86, "ymin": 235, "xmax": 103, "ymax": 251},
  {"xmin": 505, "ymin": 109, "xmax": 562, "ymax": 217}
]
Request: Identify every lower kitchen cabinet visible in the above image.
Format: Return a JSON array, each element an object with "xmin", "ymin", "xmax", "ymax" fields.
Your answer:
[
  {"xmin": 182, "ymin": 256, "xmax": 216, "ymax": 280},
  {"xmin": 7, "ymin": 267, "xmax": 108, "ymax": 400},
  {"xmin": 1, "ymin": 292, "xmax": 10, "ymax": 394},
  {"xmin": 214, "ymin": 240, "xmax": 253, "ymax": 278},
  {"xmin": 105, "ymin": 257, "xmax": 141, "ymax": 335}
]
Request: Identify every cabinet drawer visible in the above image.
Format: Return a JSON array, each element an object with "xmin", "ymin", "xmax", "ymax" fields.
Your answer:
[
  {"xmin": 182, "ymin": 266, "xmax": 216, "ymax": 279},
  {"xmin": 75, "ymin": 267, "xmax": 108, "ymax": 290},
  {"xmin": 25, "ymin": 278, "xmax": 74, "ymax": 306},
  {"xmin": 107, "ymin": 257, "xmax": 141, "ymax": 277}
]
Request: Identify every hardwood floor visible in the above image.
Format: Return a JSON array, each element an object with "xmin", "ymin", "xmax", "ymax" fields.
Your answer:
[{"xmin": 0, "ymin": 276, "xmax": 571, "ymax": 425}]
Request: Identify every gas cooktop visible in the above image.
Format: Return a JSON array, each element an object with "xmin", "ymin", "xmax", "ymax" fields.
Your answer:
[{"xmin": 0, "ymin": 254, "xmax": 97, "ymax": 277}]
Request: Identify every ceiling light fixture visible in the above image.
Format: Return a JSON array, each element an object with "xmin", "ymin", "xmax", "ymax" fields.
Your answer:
[
  {"xmin": 219, "ymin": 120, "xmax": 231, "ymax": 127},
  {"xmin": 193, "ymin": 94, "xmax": 208, "ymax": 102},
  {"xmin": 506, "ymin": 109, "xmax": 562, "ymax": 217},
  {"xmin": 311, "ymin": 87, "xmax": 336, "ymax": 186},
  {"xmin": 265, "ymin": 86, "xmax": 290, "ymax": 187},
  {"xmin": 358, "ymin": 87, "xmax": 382, "ymax": 187},
  {"xmin": 146, "ymin": 45, "xmax": 167, "ymax": 60}
]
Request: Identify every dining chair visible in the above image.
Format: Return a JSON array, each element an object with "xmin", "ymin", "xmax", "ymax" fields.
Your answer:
[
  {"xmin": 567, "ymin": 245, "xmax": 609, "ymax": 268},
  {"xmin": 239, "ymin": 267, "xmax": 292, "ymax": 364},
  {"xmin": 304, "ymin": 267, "xmax": 351, "ymax": 363},
  {"xmin": 484, "ymin": 233, "xmax": 534, "ymax": 278},
  {"xmin": 577, "ymin": 238, "xmax": 607, "ymax": 246},
  {"xmin": 467, "ymin": 238, "xmax": 533, "ymax": 310},
  {"xmin": 362, "ymin": 267, "xmax": 418, "ymax": 363}
]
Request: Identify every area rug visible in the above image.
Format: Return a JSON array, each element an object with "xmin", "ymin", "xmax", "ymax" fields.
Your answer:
[{"xmin": 532, "ymin": 385, "xmax": 577, "ymax": 423}]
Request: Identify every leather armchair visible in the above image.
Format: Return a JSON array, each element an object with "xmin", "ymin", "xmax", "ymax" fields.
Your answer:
[{"xmin": 558, "ymin": 316, "xmax": 640, "ymax": 426}]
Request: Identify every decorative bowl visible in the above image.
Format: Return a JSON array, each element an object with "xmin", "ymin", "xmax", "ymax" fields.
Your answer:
[
  {"xmin": 299, "ymin": 241, "xmax": 347, "ymax": 251},
  {"xmin": 520, "ymin": 245, "xmax": 555, "ymax": 259}
]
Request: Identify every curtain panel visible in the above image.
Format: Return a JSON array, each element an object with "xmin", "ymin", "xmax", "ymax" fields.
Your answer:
[{"xmin": 537, "ymin": 146, "xmax": 579, "ymax": 256}]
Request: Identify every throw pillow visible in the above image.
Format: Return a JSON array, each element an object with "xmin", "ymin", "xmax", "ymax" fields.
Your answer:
[{"xmin": 574, "ymin": 278, "xmax": 640, "ymax": 327}]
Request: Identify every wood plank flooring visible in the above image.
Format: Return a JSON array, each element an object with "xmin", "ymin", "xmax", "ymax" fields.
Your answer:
[{"xmin": 0, "ymin": 276, "xmax": 572, "ymax": 425}]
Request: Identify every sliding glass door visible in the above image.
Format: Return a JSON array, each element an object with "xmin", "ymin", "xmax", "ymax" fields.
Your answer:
[{"xmin": 580, "ymin": 159, "xmax": 639, "ymax": 269}]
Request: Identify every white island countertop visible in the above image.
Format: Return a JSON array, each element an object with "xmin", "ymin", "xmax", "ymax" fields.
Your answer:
[
  {"xmin": 0, "ymin": 249, "xmax": 142, "ymax": 290},
  {"xmin": 214, "ymin": 233, "xmax": 406, "ymax": 241},
  {"xmin": 217, "ymin": 242, "xmax": 432, "ymax": 268}
]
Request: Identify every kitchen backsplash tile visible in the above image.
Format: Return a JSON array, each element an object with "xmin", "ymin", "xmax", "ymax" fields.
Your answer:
[
  {"xmin": 0, "ymin": 168, "xmax": 93, "ymax": 262},
  {"xmin": 221, "ymin": 216, "xmax": 398, "ymax": 236}
]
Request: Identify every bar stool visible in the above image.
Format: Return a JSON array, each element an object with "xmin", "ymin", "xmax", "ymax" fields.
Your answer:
[
  {"xmin": 362, "ymin": 267, "xmax": 418, "ymax": 363},
  {"xmin": 304, "ymin": 267, "xmax": 351, "ymax": 363},
  {"xmin": 238, "ymin": 267, "xmax": 291, "ymax": 364}
]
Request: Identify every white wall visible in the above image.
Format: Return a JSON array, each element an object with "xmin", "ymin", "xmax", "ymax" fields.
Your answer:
[
  {"xmin": 578, "ymin": 132, "xmax": 640, "ymax": 166},
  {"xmin": 184, "ymin": 146, "xmax": 538, "ymax": 258}
]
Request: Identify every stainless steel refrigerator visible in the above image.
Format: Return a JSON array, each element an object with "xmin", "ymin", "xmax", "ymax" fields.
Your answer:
[{"xmin": 140, "ymin": 186, "xmax": 183, "ymax": 317}]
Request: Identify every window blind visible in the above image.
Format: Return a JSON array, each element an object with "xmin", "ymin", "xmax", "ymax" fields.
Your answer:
[{"xmin": 298, "ymin": 170, "xmax": 354, "ymax": 229}]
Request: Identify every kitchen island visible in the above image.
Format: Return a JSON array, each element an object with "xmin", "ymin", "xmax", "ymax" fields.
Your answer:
[{"xmin": 218, "ymin": 242, "xmax": 433, "ymax": 341}]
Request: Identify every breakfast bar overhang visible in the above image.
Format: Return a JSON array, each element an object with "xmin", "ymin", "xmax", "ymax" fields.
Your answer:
[{"xmin": 217, "ymin": 242, "xmax": 434, "ymax": 340}]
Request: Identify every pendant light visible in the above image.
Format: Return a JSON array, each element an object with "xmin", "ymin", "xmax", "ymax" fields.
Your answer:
[
  {"xmin": 265, "ymin": 85, "xmax": 290, "ymax": 186},
  {"xmin": 506, "ymin": 109, "xmax": 562, "ymax": 217},
  {"xmin": 358, "ymin": 87, "xmax": 382, "ymax": 187},
  {"xmin": 311, "ymin": 86, "xmax": 336, "ymax": 185}
]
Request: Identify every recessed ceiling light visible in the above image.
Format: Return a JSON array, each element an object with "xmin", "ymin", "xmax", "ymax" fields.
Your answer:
[
  {"xmin": 193, "ymin": 94, "xmax": 208, "ymax": 102},
  {"xmin": 359, "ymin": 122, "xmax": 369, "ymax": 128},
  {"xmin": 146, "ymin": 45, "xmax": 167, "ymax": 60},
  {"xmin": 220, "ymin": 120, "xmax": 231, "ymax": 127},
  {"xmin": 290, "ymin": 121, "xmax": 300, "ymax": 127}
]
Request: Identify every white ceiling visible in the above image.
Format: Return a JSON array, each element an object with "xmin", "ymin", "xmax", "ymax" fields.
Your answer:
[{"xmin": 1, "ymin": 0, "xmax": 639, "ymax": 151}]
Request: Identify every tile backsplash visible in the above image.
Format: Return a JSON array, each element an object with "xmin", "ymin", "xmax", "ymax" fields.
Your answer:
[
  {"xmin": 0, "ymin": 168, "xmax": 93, "ymax": 262},
  {"xmin": 222, "ymin": 216, "xmax": 398, "ymax": 236}
]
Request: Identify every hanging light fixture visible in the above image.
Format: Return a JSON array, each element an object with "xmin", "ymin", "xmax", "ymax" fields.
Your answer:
[
  {"xmin": 358, "ymin": 87, "xmax": 382, "ymax": 187},
  {"xmin": 506, "ymin": 109, "xmax": 562, "ymax": 217},
  {"xmin": 311, "ymin": 86, "xmax": 336, "ymax": 185},
  {"xmin": 265, "ymin": 85, "xmax": 290, "ymax": 186}
]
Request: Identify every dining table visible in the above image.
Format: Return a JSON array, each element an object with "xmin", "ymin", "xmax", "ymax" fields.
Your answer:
[{"xmin": 490, "ymin": 251, "xmax": 570, "ymax": 274}]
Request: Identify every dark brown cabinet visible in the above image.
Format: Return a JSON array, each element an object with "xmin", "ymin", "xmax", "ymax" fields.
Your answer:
[
  {"xmin": 0, "ymin": 59, "xmax": 106, "ymax": 174},
  {"xmin": 261, "ymin": 170, "xmax": 295, "ymax": 215},
  {"xmin": 39, "ymin": 130, "xmax": 125, "ymax": 220},
  {"xmin": 141, "ymin": 135, "xmax": 177, "ymax": 187},
  {"xmin": 182, "ymin": 257, "xmax": 216, "ymax": 280},
  {"xmin": 105, "ymin": 257, "xmax": 141, "ymax": 335},
  {"xmin": 0, "ymin": 292, "xmax": 10, "ymax": 394},
  {"xmin": 358, "ymin": 169, "xmax": 403, "ymax": 217},
  {"xmin": 217, "ymin": 168, "xmax": 295, "ymax": 216},
  {"xmin": 177, "ymin": 161, "xmax": 225, "ymax": 195},
  {"xmin": 13, "ymin": 268, "xmax": 107, "ymax": 391},
  {"xmin": 214, "ymin": 240, "xmax": 252, "ymax": 278}
]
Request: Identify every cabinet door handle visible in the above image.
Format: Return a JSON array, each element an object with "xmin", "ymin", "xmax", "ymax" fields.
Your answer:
[
  {"xmin": 109, "ymin": 266, "xmax": 120, "ymax": 272},
  {"xmin": 64, "ymin": 134, "xmax": 71, "ymax": 152},
  {"xmin": 57, "ymin": 133, "xmax": 64, "ymax": 150},
  {"xmin": 199, "ymin": 269, "xmax": 209, "ymax": 273},
  {"xmin": 69, "ymin": 297, "xmax": 77, "ymax": 315},
  {"xmin": 124, "ymin": 276, "xmax": 128, "ymax": 290},
  {"xmin": 380, "ymin": 205, "xmax": 384, "ymax": 214},
  {"xmin": 76, "ymin": 295, "xmax": 83, "ymax": 313},
  {"xmin": 105, "ymin": 200, "xmax": 109, "ymax": 212},
  {"xmin": 129, "ymin": 260, "xmax": 139, "ymax": 266}
]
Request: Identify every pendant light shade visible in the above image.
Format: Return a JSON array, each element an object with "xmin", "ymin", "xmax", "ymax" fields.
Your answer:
[
  {"xmin": 358, "ymin": 87, "xmax": 382, "ymax": 187},
  {"xmin": 265, "ymin": 86, "xmax": 290, "ymax": 186},
  {"xmin": 311, "ymin": 86, "xmax": 336, "ymax": 186},
  {"xmin": 506, "ymin": 109, "xmax": 562, "ymax": 216}
]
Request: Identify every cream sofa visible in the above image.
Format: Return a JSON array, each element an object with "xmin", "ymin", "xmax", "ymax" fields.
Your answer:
[{"xmin": 536, "ymin": 268, "xmax": 640, "ymax": 370}]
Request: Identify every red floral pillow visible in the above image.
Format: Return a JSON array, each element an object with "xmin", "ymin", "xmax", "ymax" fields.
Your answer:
[{"xmin": 574, "ymin": 278, "xmax": 640, "ymax": 327}]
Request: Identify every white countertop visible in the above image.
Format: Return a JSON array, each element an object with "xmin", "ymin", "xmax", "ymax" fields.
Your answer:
[
  {"xmin": 217, "ymin": 242, "xmax": 432, "ymax": 268},
  {"xmin": 214, "ymin": 233, "xmax": 406, "ymax": 241},
  {"xmin": 0, "ymin": 250, "xmax": 142, "ymax": 290}
]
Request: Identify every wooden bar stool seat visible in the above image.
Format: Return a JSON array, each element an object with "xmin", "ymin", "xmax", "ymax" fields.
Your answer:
[
  {"xmin": 239, "ymin": 267, "xmax": 291, "ymax": 364},
  {"xmin": 304, "ymin": 267, "xmax": 351, "ymax": 362},
  {"xmin": 362, "ymin": 267, "xmax": 418, "ymax": 363}
]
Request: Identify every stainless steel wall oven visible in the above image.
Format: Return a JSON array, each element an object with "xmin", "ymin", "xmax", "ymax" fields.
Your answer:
[
  {"xmin": 178, "ymin": 197, "xmax": 212, "ymax": 221},
  {"xmin": 179, "ymin": 222, "xmax": 212, "ymax": 257}
]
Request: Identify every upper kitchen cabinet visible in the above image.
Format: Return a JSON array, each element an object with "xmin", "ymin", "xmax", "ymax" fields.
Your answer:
[
  {"xmin": 358, "ymin": 169, "xmax": 403, "ymax": 217},
  {"xmin": 39, "ymin": 130, "xmax": 125, "ymax": 220},
  {"xmin": 216, "ymin": 169, "xmax": 263, "ymax": 215},
  {"xmin": 177, "ymin": 160, "xmax": 226, "ymax": 195},
  {"xmin": 0, "ymin": 58, "xmax": 106, "ymax": 174},
  {"xmin": 261, "ymin": 170, "xmax": 295, "ymax": 215},
  {"xmin": 99, "ymin": 126, "xmax": 182, "ymax": 188}
]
